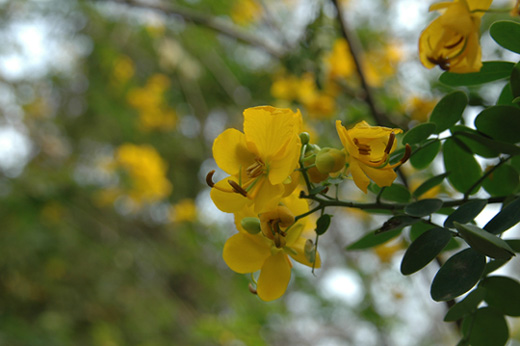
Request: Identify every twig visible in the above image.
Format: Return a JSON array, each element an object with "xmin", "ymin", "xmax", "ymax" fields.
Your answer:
[
  {"xmin": 330, "ymin": 0, "xmax": 393, "ymax": 127},
  {"xmin": 94, "ymin": 0, "xmax": 284, "ymax": 58}
]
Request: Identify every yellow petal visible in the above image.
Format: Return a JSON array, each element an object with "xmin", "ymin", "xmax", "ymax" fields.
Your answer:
[
  {"xmin": 213, "ymin": 128, "xmax": 255, "ymax": 176},
  {"xmin": 361, "ymin": 164, "xmax": 397, "ymax": 188},
  {"xmin": 257, "ymin": 252, "xmax": 292, "ymax": 301},
  {"xmin": 223, "ymin": 232, "xmax": 270, "ymax": 274},
  {"xmin": 210, "ymin": 178, "xmax": 249, "ymax": 213},
  {"xmin": 467, "ymin": 0, "xmax": 493, "ymax": 14},
  {"xmin": 268, "ymin": 134, "xmax": 301, "ymax": 185},
  {"xmin": 289, "ymin": 237, "xmax": 322, "ymax": 268},
  {"xmin": 243, "ymin": 106, "xmax": 300, "ymax": 161},
  {"xmin": 350, "ymin": 160, "xmax": 371, "ymax": 193},
  {"xmin": 253, "ymin": 179, "xmax": 284, "ymax": 213},
  {"xmin": 419, "ymin": 18, "xmax": 445, "ymax": 68},
  {"xmin": 429, "ymin": 2, "xmax": 454, "ymax": 11}
]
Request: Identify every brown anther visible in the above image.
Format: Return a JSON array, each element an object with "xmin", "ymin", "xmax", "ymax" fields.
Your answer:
[
  {"xmin": 400, "ymin": 144, "xmax": 412, "ymax": 164},
  {"xmin": 354, "ymin": 138, "xmax": 371, "ymax": 155},
  {"xmin": 322, "ymin": 186, "xmax": 329, "ymax": 194},
  {"xmin": 248, "ymin": 283, "xmax": 258, "ymax": 295},
  {"xmin": 246, "ymin": 158, "xmax": 265, "ymax": 178},
  {"xmin": 228, "ymin": 180, "xmax": 248, "ymax": 197},
  {"xmin": 444, "ymin": 36, "xmax": 464, "ymax": 49},
  {"xmin": 206, "ymin": 170, "xmax": 216, "ymax": 188},
  {"xmin": 384, "ymin": 132, "xmax": 396, "ymax": 154}
]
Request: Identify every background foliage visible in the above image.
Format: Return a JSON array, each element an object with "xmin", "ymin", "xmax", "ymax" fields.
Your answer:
[{"xmin": 1, "ymin": 0, "xmax": 520, "ymax": 345}]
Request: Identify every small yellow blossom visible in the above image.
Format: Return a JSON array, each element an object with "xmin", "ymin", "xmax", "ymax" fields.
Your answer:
[
  {"xmin": 230, "ymin": 0, "xmax": 263, "ymax": 26},
  {"xmin": 419, "ymin": 0, "xmax": 492, "ymax": 73},
  {"xmin": 336, "ymin": 120, "xmax": 405, "ymax": 193},
  {"xmin": 223, "ymin": 190, "xmax": 321, "ymax": 301},
  {"xmin": 209, "ymin": 106, "xmax": 302, "ymax": 214},
  {"xmin": 374, "ymin": 240, "xmax": 404, "ymax": 263},
  {"xmin": 170, "ymin": 199, "xmax": 198, "ymax": 223},
  {"xmin": 326, "ymin": 38, "xmax": 355, "ymax": 80},
  {"xmin": 405, "ymin": 96, "xmax": 438, "ymax": 122},
  {"xmin": 115, "ymin": 143, "xmax": 173, "ymax": 205},
  {"xmin": 111, "ymin": 55, "xmax": 135, "ymax": 85},
  {"xmin": 127, "ymin": 74, "xmax": 177, "ymax": 132}
]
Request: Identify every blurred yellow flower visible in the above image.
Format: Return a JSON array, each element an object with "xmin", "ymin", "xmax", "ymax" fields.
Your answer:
[
  {"xmin": 170, "ymin": 199, "xmax": 198, "ymax": 223},
  {"xmin": 336, "ymin": 120, "xmax": 404, "ymax": 193},
  {"xmin": 115, "ymin": 143, "xmax": 173, "ymax": 205},
  {"xmin": 210, "ymin": 106, "xmax": 302, "ymax": 214},
  {"xmin": 223, "ymin": 190, "xmax": 321, "ymax": 301},
  {"xmin": 373, "ymin": 240, "xmax": 404, "ymax": 263},
  {"xmin": 326, "ymin": 38, "xmax": 355, "ymax": 80},
  {"xmin": 405, "ymin": 96, "xmax": 438, "ymax": 122},
  {"xmin": 111, "ymin": 55, "xmax": 135, "ymax": 85},
  {"xmin": 230, "ymin": 0, "xmax": 263, "ymax": 26},
  {"xmin": 127, "ymin": 74, "xmax": 177, "ymax": 132},
  {"xmin": 419, "ymin": 0, "xmax": 492, "ymax": 73}
]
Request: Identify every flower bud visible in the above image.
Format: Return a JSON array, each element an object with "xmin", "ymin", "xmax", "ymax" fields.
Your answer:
[
  {"xmin": 315, "ymin": 147, "xmax": 346, "ymax": 174},
  {"xmin": 241, "ymin": 217, "xmax": 261, "ymax": 234},
  {"xmin": 303, "ymin": 153, "xmax": 328, "ymax": 183},
  {"xmin": 299, "ymin": 132, "xmax": 311, "ymax": 145}
]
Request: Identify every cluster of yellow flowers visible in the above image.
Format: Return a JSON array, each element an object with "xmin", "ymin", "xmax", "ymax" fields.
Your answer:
[
  {"xmin": 127, "ymin": 74, "xmax": 177, "ymax": 132},
  {"xmin": 96, "ymin": 143, "xmax": 173, "ymax": 209},
  {"xmin": 271, "ymin": 38, "xmax": 401, "ymax": 118},
  {"xmin": 207, "ymin": 106, "xmax": 408, "ymax": 300}
]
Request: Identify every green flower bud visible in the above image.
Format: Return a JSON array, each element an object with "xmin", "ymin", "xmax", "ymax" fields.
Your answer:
[
  {"xmin": 315, "ymin": 147, "xmax": 346, "ymax": 174},
  {"xmin": 299, "ymin": 132, "xmax": 311, "ymax": 145},
  {"xmin": 241, "ymin": 217, "xmax": 261, "ymax": 234}
]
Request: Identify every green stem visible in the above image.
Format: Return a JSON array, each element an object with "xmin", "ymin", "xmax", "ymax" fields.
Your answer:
[{"xmin": 463, "ymin": 156, "xmax": 511, "ymax": 200}]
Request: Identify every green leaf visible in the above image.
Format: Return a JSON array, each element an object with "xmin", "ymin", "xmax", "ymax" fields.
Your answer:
[
  {"xmin": 444, "ymin": 287, "xmax": 486, "ymax": 322},
  {"xmin": 410, "ymin": 139, "xmax": 441, "ymax": 169},
  {"xmin": 346, "ymin": 228, "xmax": 402, "ymax": 250},
  {"xmin": 380, "ymin": 184, "xmax": 411, "ymax": 203},
  {"xmin": 409, "ymin": 221, "xmax": 435, "ymax": 241},
  {"xmin": 315, "ymin": 214, "xmax": 332, "ymax": 235},
  {"xmin": 452, "ymin": 128, "xmax": 520, "ymax": 156},
  {"xmin": 497, "ymin": 82, "xmax": 515, "ymax": 105},
  {"xmin": 402, "ymin": 123, "xmax": 436, "ymax": 145},
  {"xmin": 439, "ymin": 61, "xmax": 514, "ymax": 86},
  {"xmin": 474, "ymin": 105, "xmax": 520, "ymax": 144},
  {"xmin": 451, "ymin": 126, "xmax": 501, "ymax": 158},
  {"xmin": 511, "ymin": 62, "xmax": 520, "ymax": 98},
  {"xmin": 429, "ymin": 91, "xmax": 467, "ymax": 133},
  {"xmin": 400, "ymin": 227, "xmax": 452, "ymax": 275},
  {"xmin": 412, "ymin": 172, "xmax": 449, "ymax": 199},
  {"xmin": 454, "ymin": 222, "xmax": 515, "ymax": 259},
  {"xmin": 484, "ymin": 198, "xmax": 520, "ymax": 234},
  {"xmin": 431, "ymin": 248, "xmax": 486, "ymax": 301},
  {"xmin": 483, "ymin": 164, "xmax": 519, "ymax": 196},
  {"xmin": 379, "ymin": 214, "xmax": 422, "ymax": 233},
  {"xmin": 490, "ymin": 20, "xmax": 520, "ymax": 54},
  {"xmin": 482, "ymin": 258, "xmax": 509, "ymax": 277},
  {"xmin": 506, "ymin": 239, "xmax": 520, "ymax": 252},
  {"xmin": 462, "ymin": 307, "xmax": 509, "ymax": 346},
  {"xmin": 443, "ymin": 138, "xmax": 482, "ymax": 194},
  {"xmin": 404, "ymin": 198, "xmax": 443, "ymax": 217},
  {"xmin": 480, "ymin": 276, "xmax": 520, "ymax": 316},
  {"xmin": 444, "ymin": 199, "xmax": 487, "ymax": 228}
]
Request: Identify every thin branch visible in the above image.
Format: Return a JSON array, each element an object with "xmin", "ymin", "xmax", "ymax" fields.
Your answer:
[
  {"xmin": 95, "ymin": 0, "xmax": 284, "ymax": 58},
  {"xmin": 330, "ymin": 0, "xmax": 393, "ymax": 127},
  {"xmin": 463, "ymin": 156, "xmax": 511, "ymax": 200}
]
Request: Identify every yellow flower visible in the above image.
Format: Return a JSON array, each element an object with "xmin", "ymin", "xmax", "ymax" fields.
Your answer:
[
  {"xmin": 336, "ymin": 120, "xmax": 406, "ymax": 193},
  {"xmin": 115, "ymin": 144, "xmax": 173, "ymax": 205},
  {"xmin": 230, "ymin": 0, "xmax": 263, "ymax": 26},
  {"xmin": 419, "ymin": 0, "xmax": 492, "ymax": 73},
  {"xmin": 170, "ymin": 199, "xmax": 197, "ymax": 223},
  {"xmin": 223, "ymin": 191, "xmax": 321, "ymax": 301},
  {"xmin": 326, "ymin": 38, "xmax": 355, "ymax": 80},
  {"xmin": 209, "ymin": 106, "xmax": 302, "ymax": 214}
]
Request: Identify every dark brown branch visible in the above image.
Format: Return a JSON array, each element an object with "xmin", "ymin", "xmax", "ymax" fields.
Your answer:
[
  {"xmin": 330, "ymin": 0, "xmax": 393, "ymax": 127},
  {"xmin": 95, "ymin": 0, "xmax": 284, "ymax": 58}
]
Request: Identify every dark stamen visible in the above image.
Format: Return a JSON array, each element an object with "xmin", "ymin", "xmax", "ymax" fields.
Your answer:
[
  {"xmin": 228, "ymin": 180, "xmax": 248, "ymax": 197},
  {"xmin": 206, "ymin": 170, "xmax": 216, "ymax": 188}
]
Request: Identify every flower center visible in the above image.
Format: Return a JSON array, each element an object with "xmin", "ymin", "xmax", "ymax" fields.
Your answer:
[
  {"xmin": 353, "ymin": 138, "xmax": 371, "ymax": 156},
  {"xmin": 246, "ymin": 158, "xmax": 265, "ymax": 178}
]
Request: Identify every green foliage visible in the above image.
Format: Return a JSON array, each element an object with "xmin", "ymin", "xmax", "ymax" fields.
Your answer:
[
  {"xmin": 443, "ymin": 137, "xmax": 482, "ymax": 194},
  {"xmin": 490, "ymin": 20, "xmax": 520, "ymax": 54},
  {"xmin": 439, "ymin": 61, "xmax": 515, "ymax": 86},
  {"xmin": 429, "ymin": 91, "xmax": 467, "ymax": 133},
  {"xmin": 430, "ymin": 249, "xmax": 486, "ymax": 302},
  {"xmin": 400, "ymin": 227, "xmax": 452, "ymax": 275}
]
